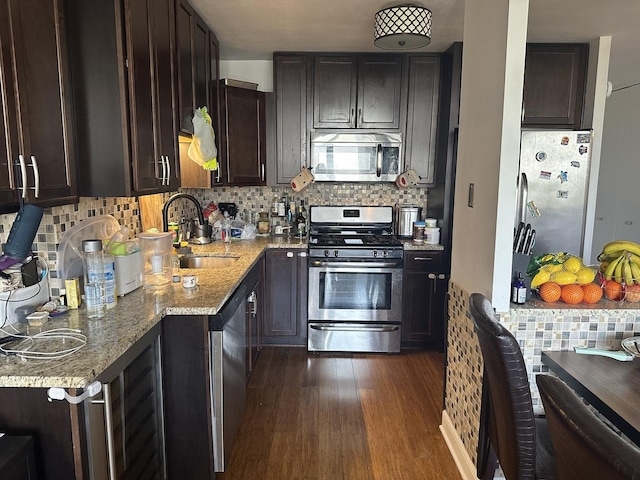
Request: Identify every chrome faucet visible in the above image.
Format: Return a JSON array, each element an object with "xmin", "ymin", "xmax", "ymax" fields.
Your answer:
[{"xmin": 162, "ymin": 193, "xmax": 212, "ymax": 244}]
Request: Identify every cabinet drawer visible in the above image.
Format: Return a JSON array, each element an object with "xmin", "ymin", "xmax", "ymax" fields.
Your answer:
[{"xmin": 404, "ymin": 252, "xmax": 442, "ymax": 272}]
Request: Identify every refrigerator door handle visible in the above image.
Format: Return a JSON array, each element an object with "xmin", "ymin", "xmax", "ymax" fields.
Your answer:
[{"xmin": 518, "ymin": 172, "xmax": 528, "ymax": 225}]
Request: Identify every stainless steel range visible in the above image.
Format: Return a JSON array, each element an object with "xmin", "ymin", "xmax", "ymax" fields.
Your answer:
[{"xmin": 307, "ymin": 206, "xmax": 403, "ymax": 353}]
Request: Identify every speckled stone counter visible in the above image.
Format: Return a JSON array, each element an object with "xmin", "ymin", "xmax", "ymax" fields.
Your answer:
[
  {"xmin": 0, "ymin": 236, "xmax": 305, "ymax": 389},
  {"xmin": 399, "ymin": 239, "xmax": 444, "ymax": 251}
]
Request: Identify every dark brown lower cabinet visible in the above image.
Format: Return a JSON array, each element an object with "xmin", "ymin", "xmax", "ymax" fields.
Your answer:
[
  {"xmin": 0, "ymin": 436, "xmax": 38, "ymax": 480},
  {"xmin": 263, "ymin": 249, "xmax": 308, "ymax": 346},
  {"xmin": 402, "ymin": 251, "xmax": 447, "ymax": 350}
]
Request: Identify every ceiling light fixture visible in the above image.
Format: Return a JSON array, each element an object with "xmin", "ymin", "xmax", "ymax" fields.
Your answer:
[{"xmin": 374, "ymin": 5, "xmax": 432, "ymax": 50}]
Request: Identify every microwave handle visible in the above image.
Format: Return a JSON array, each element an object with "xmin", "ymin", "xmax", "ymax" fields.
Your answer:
[{"xmin": 376, "ymin": 144, "xmax": 382, "ymax": 177}]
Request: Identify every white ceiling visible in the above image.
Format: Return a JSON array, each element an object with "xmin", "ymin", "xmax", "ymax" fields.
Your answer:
[{"xmin": 191, "ymin": 0, "xmax": 640, "ymax": 90}]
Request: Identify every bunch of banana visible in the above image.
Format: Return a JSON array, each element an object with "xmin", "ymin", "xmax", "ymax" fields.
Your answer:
[
  {"xmin": 601, "ymin": 247, "xmax": 640, "ymax": 285},
  {"xmin": 598, "ymin": 240, "xmax": 640, "ymax": 262}
]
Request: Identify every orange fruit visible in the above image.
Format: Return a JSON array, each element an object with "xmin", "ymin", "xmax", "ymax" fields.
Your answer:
[
  {"xmin": 561, "ymin": 284, "xmax": 584, "ymax": 304},
  {"xmin": 582, "ymin": 283, "xmax": 603, "ymax": 304},
  {"xmin": 604, "ymin": 280, "xmax": 624, "ymax": 301},
  {"xmin": 539, "ymin": 282, "xmax": 561, "ymax": 303}
]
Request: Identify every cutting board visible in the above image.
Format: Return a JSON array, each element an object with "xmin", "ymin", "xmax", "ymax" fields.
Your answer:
[{"xmin": 138, "ymin": 194, "xmax": 165, "ymax": 232}]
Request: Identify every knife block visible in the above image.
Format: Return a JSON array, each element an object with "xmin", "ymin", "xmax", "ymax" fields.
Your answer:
[{"xmin": 512, "ymin": 253, "xmax": 532, "ymax": 301}]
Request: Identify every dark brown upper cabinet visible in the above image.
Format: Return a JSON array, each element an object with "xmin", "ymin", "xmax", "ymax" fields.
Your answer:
[
  {"xmin": 218, "ymin": 83, "xmax": 266, "ymax": 186},
  {"xmin": 274, "ymin": 54, "xmax": 309, "ymax": 185},
  {"xmin": 66, "ymin": 0, "xmax": 179, "ymax": 197},
  {"xmin": 176, "ymin": 0, "xmax": 210, "ymax": 135},
  {"xmin": 404, "ymin": 55, "xmax": 441, "ymax": 185},
  {"xmin": 312, "ymin": 54, "xmax": 403, "ymax": 129},
  {"xmin": 522, "ymin": 44, "xmax": 588, "ymax": 129},
  {"xmin": 179, "ymin": 26, "xmax": 221, "ymax": 189},
  {"xmin": 0, "ymin": 0, "xmax": 77, "ymax": 210}
]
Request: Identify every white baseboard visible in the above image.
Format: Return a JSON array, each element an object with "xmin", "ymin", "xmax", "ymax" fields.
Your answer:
[{"xmin": 440, "ymin": 410, "xmax": 478, "ymax": 480}]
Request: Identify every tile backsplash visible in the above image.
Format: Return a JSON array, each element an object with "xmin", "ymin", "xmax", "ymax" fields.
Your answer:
[{"xmin": 0, "ymin": 183, "xmax": 429, "ymax": 298}]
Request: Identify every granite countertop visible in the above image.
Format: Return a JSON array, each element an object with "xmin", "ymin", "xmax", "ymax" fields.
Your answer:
[
  {"xmin": 0, "ymin": 236, "xmax": 305, "ymax": 389},
  {"xmin": 511, "ymin": 296, "xmax": 640, "ymax": 314},
  {"xmin": 0, "ymin": 235, "xmax": 442, "ymax": 389}
]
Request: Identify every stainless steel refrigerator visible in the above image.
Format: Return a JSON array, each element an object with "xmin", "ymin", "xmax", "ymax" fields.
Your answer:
[{"xmin": 515, "ymin": 129, "xmax": 592, "ymax": 257}]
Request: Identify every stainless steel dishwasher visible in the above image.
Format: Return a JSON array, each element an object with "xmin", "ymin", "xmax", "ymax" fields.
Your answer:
[{"xmin": 209, "ymin": 289, "xmax": 247, "ymax": 472}]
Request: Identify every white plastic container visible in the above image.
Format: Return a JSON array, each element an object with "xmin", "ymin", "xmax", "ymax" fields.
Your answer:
[
  {"xmin": 424, "ymin": 227, "xmax": 441, "ymax": 245},
  {"xmin": 424, "ymin": 218, "xmax": 438, "ymax": 228}
]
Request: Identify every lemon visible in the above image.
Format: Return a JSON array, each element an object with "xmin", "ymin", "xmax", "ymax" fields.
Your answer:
[
  {"xmin": 563, "ymin": 256, "xmax": 583, "ymax": 273},
  {"xmin": 542, "ymin": 263, "xmax": 564, "ymax": 273},
  {"xmin": 575, "ymin": 266, "xmax": 596, "ymax": 285},
  {"xmin": 550, "ymin": 271, "xmax": 578, "ymax": 285},
  {"xmin": 531, "ymin": 270, "xmax": 551, "ymax": 288}
]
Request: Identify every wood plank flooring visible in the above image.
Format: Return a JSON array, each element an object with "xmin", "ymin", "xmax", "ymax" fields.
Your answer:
[{"xmin": 218, "ymin": 347, "xmax": 461, "ymax": 480}]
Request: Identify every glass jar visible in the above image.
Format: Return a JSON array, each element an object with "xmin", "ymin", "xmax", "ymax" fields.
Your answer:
[{"xmin": 258, "ymin": 212, "xmax": 270, "ymax": 235}]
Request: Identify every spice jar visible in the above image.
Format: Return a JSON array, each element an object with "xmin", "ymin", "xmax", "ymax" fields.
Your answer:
[
  {"xmin": 413, "ymin": 221, "xmax": 426, "ymax": 242},
  {"xmin": 258, "ymin": 212, "xmax": 270, "ymax": 235}
]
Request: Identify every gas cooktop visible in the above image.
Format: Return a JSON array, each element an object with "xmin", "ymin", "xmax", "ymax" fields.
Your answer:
[{"xmin": 308, "ymin": 234, "xmax": 401, "ymax": 248}]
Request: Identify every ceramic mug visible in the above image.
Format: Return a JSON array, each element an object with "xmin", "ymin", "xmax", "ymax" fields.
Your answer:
[{"xmin": 182, "ymin": 275, "xmax": 198, "ymax": 289}]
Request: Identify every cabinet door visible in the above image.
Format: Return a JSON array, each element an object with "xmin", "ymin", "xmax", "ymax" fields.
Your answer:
[
  {"xmin": 176, "ymin": 0, "xmax": 194, "ymax": 133},
  {"xmin": 358, "ymin": 55, "xmax": 403, "ymax": 129},
  {"xmin": 263, "ymin": 250, "xmax": 307, "ymax": 344},
  {"xmin": 220, "ymin": 85, "xmax": 266, "ymax": 185},
  {"xmin": 405, "ymin": 55, "xmax": 440, "ymax": 185},
  {"xmin": 153, "ymin": 0, "xmax": 179, "ymax": 190},
  {"xmin": 313, "ymin": 56, "xmax": 357, "ymax": 128},
  {"xmin": 275, "ymin": 54, "xmax": 308, "ymax": 184},
  {"xmin": 0, "ymin": 56, "xmax": 18, "ymax": 209},
  {"xmin": 126, "ymin": 0, "xmax": 161, "ymax": 193},
  {"xmin": 402, "ymin": 252, "xmax": 445, "ymax": 349},
  {"xmin": 522, "ymin": 44, "xmax": 588, "ymax": 128},
  {"xmin": 209, "ymin": 30, "xmax": 224, "ymax": 185},
  {"xmin": 0, "ymin": 0, "xmax": 76, "ymax": 207}
]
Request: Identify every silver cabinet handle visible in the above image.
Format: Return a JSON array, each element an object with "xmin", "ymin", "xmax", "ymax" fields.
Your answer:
[
  {"xmin": 438, "ymin": 274, "xmax": 446, "ymax": 280},
  {"xmin": 298, "ymin": 251, "xmax": 307, "ymax": 258},
  {"xmin": 215, "ymin": 163, "xmax": 221, "ymax": 182},
  {"xmin": 376, "ymin": 144, "xmax": 382, "ymax": 177},
  {"xmin": 427, "ymin": 273, "xmax": 436, "ymax": 279},
  {"xmin": 18, "ymin": 154, "xmax": 27, "ymax": 198},
  {"xmin": 261, "ymin": 163, "xmax": 265, "ymax": 182},
  {"xmin": 414, "ymin": 257, "xmax": 436, "ymax": 262},
  {"xmin": 30, "ymin": 155, "xmax": 40, "ymax": 197},
  {"xmin": 287, "ymin": 251, "xmax": 294, "ymax": 258},
  {"xmin": 165, "ymin": 155, "xmax": 171, "ymax": 184}
]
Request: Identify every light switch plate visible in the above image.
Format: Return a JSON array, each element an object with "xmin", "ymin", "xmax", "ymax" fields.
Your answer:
[{"xmin": 468, "ymin": 183, "xmax": 475, "ymax": 208}]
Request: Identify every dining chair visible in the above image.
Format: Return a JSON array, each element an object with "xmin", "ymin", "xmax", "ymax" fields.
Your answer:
[
  {"xmin": 469, "ymin": 293, "xmax": 557, "ymax": 480},
  {"xmin": 536, "ymin": 374, "xmax": 640, "ymax": 480}
]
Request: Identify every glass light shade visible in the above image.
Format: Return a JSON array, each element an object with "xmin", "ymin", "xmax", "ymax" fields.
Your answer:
[{"xmin": 374, "ymin": 5, "xmax": 432, "ymax": 50}]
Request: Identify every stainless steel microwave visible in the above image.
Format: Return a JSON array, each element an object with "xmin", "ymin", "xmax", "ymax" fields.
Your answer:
[{"xmin": 310, "ymin": 132, "xmax": 402, "ymax": 182}]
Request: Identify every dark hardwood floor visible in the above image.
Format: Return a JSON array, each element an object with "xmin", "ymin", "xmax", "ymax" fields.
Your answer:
[{"xmin": 219, "ymin": 347, "xmax": 461, "ymax": 480}]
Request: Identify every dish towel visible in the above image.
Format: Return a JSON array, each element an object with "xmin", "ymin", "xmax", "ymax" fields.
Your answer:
[{"xmin": 188, "ymin": 107, "xmax": 218, "ymax": 170}]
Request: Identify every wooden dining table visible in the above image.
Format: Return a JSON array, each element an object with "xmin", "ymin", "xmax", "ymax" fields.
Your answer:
[{"xmin": 541, "ymin": 350, "xmax": 640, "ymax": 446}]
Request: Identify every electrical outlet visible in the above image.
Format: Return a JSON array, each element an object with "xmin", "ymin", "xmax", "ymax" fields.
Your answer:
[{"xmin": 468, "ymin": 183, "xmax": 475, "ymax": 208}]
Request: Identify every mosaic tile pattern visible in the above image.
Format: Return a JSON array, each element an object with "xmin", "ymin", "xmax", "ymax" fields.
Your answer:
[
  {"xmin": 1, "ymin": 184, "xmax": 429, "ymax": 299},
  {"xmin": 445, "ymin": 280, "xmax": 640, "ymax": 477}
]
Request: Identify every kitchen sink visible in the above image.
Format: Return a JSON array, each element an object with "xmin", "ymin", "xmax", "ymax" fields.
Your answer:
[{"xmin": 179, "ymin": 255, "xmax": 240, "ymax": 269}]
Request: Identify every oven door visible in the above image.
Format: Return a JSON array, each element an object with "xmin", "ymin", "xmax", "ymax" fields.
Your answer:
[{"xmin": 307, "ymin": 259, "xmax": 403, "ymax": 323}]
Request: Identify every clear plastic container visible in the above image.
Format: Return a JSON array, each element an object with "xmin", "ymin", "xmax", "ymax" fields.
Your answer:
[
  {"xmin": 138, "ymin": 232, "xmax": 173, "ymax": 289},
  {"xmin": 82, "ymin": 239, "xmax": 106, "ymax": 318}
]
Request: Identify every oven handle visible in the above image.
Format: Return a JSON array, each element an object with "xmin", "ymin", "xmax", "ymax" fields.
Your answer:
[
  {"xmin": 309, "ymin": 324, "xmax": 400, "ymax": 333},
  {"xmin": 309, "ymin": 260, "xmax": 402, "ymax": 268}
]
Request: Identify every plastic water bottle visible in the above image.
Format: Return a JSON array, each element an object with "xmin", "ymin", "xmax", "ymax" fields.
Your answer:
[
  {"xmin": 222, "ymin": 212, "xmax": 232, "ymax": 243},
  {"xmin": 103, "ymin": 253, "xmax": 117, "ymax": 309},
  {"xmin": 82, "ymin": 239, "xmax": 106, "ymax": 318}
]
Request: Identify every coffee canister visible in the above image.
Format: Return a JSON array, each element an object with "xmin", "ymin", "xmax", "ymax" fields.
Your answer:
[
  {"xmin": 413, "ymin": 221, "xmax": 425, "ymax": 242},
  {"xmin": 397, "ymin": 205, "xmax": 422, "ymax": 238}
]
